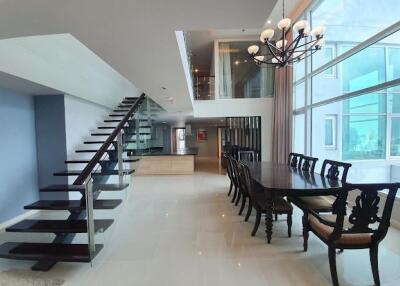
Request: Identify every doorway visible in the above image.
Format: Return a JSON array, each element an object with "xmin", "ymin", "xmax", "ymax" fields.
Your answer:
[{"xmin": 172, "ymin": 128, "xmax": 186, "ymax": 152}]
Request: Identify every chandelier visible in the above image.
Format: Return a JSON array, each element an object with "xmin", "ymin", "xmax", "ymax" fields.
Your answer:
[{"xmin": 247, "ymin": 0, "xmax": 325, "ymax": 68}]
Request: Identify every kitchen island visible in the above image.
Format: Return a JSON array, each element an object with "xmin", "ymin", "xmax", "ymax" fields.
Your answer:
[{"xmin": 135, "ymin": 148, "xmax": 198, "ymax": 175}]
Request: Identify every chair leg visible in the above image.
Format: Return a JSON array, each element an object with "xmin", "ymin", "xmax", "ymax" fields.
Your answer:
[
  {"xmin": 231, "ymin": 186, "xmax": 237, "ymax": 203},
  {"xmin": 275, "ymin": 213, "xmax": 278, "ymax": 221},
  {"xmin": 238, "ymin": 196, "xmax": 246, "ymax": 215},
  {"xmin": 370, "ymin": 245, "xmax": 380, "ymax": 286},
  {"xmin": 328, "ymin": 246, "xmax": 339, "ymax": 286},
  {"xmin": 302, "ymin": 214, "xmax": 309, "ymax": 252},
  {"xmin": 235, "ymin": 190, "xmax": 241, "ymax": 206},
  {"xmin": 251, "ymin": 210, "xmax": 261, "ymax": 236},
  {"xmin": 244, "ymin": 199, "xmax": 252, "ymax": 222},
  {"xmin": 227, "ymin": 181, "xmax": 233, "ymax": 196},
  {"xmin": 287, "ymin": 212, "xmax": 292, "ymax": 238}
]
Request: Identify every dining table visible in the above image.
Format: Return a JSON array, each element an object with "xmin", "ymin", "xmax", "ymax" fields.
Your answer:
[{"xmin": 246, "ymin": 161, "xmax": 346, "ymax": 244}]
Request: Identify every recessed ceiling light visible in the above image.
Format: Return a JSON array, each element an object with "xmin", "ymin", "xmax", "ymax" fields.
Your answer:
[
  {"xmin": 267, "ymin": 20, "xmax": 272, "ymax": 24},
  {"xmin": 235, "ymin": 60, "xmax": 240, "ymax": 65},
  {"xmin": 194, "ymin": 68, "xmax": 199, "ymax": 73}
]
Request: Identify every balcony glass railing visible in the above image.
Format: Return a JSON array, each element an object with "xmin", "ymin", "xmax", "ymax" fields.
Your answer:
[{"xmin": 194, "ymin": 76, "xmax": 215, "ymax": 100}]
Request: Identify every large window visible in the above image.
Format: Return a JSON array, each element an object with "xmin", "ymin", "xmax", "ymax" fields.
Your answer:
[{"xmin": 293, "ymin": 0, "xmax": 400, "ymax": 182}]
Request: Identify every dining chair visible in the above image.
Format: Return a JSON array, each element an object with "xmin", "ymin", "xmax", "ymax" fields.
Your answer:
[
  {"xmin": 290, "ymin": 159, "xmax": 352, "ymax": 245},
  {"xmin": 239, "ymin": 162, "xmax": 293, "ymax": 237},
  {"xmin": 298, "ymin": 155, "xmax": 318, "ymax": 172},
  {"xmin": 292, "ymin": 159, "xmax": 352, "ymax": 214},
  {"xmin": 235, "ymin": 150, "xmax": 258, "ymax": 209},
  {"xmin": 288, "ymin": 152, "xmax": 303, "ymax": 168},
  {"xmin": 303, "ymin": 182, "xmax": 400, "ymax": 286},
  {"xmin": 223, "ymin": 154, "xmax": 234, "ymax": 197},
  {"xmin": 229, "ymin": 156, "xmax": 241, "ymax": 204}
]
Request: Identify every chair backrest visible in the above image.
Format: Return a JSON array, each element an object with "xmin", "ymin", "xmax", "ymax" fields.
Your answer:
[
  {"xmin": 299, "ymin": 155, "xmax": 318, "ymax": 172},
  {"xmin": 238, "ymin": 162, "xmax": 255, "ymax": 200},
  {"xmin": 238, "ymin": 150, "xmax": 258, "ymax": 162},
  {"xmin": 321, "ymin": 159, "xmax": 352, "ymax": 182},
  {"xmin": 288, "ymin": 152, "xmax": 303, "ymax": 168},
  {"xmin": 230, "ymin": 157, "xmax": 240, "ymax": 187},
  {"xmin": 223, "ymin": 154, "xmax": 233, "ymax": 180},
  {"xmin": 330, "ymin": 183, "xmax": 400, "ymax": 244}
]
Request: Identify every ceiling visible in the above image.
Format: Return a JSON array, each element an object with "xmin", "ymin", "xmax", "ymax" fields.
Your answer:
[{"xmin": 0, "ymin": 0, "xmax": 279, "ymax": 113}]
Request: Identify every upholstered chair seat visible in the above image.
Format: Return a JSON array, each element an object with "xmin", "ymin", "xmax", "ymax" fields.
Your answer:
[
  {"xmin": 308, "ymin": 214, "xmax": 372, "ymax": 247},
  {"xmin": 291, "ymin": 196, "xmax": 335, "ymax": 212}
]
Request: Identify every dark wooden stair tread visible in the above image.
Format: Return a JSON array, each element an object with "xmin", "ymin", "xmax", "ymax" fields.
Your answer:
[
  {"xmin": 6, "ymin": 219, "xmax": 114, "ymax": 233},
  {"xmin": 0, "ymin": 242, "xmax": 103, "ymax": 262},
  {"xmin": 91, "ymin": 132, "xmax": 141, "ymax": 136},
  {"xmin": 95, "ymin": 183, "xmax": 129, "ymax": 190},
  {"xmin": 24, "ymin": 199, "xmax": 122, "ymax": 210},
  {"xmin": 66, "ymin": 158, "xmax": 140, "ymax": 164},
  {"xmin": 40, "ymin": 185, "xmax": 85, "ymax": 192},
  {"xmin": 54, "ymin": 169, "xmax": 135, "ymax": 176},
  {"xmin": 40, "ymin": 183, "xmax": 129, "ymax": 192},
  {"xmin": 84, "ymin": 140, "xmax": 136, "ymax": 144}
]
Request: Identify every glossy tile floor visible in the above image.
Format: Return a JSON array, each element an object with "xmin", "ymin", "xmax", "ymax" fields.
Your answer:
[{"xmin": 1, "ymin": 157, "xmax": 400, "ymax": 285}]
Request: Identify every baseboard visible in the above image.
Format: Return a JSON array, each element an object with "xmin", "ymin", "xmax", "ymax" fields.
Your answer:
[{"xmin": 0, "ymin": 210, "xmax": 39, "ymax": 232}]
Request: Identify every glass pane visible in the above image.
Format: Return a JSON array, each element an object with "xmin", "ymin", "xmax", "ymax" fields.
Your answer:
[
  {"xmin": 343, "ymin": 93, "xmax": 386, "ymax": 114},
  {"xmin": 294, "ymin": 57, "xmax": 305, "ymax": 82},
  {"xmin": 342, "ymin": 47, "xmax": 385, "ymax": 93},
  {"xmin": 312, "ymin": 45, "xmax": 387, "ymax": 103},
  {"xmin": 391, "ymin": 118, "xmax": 400, "ymax": 156},
  {"xmin": 294, "ymin": 82, "xmax": 305, "ymax": 109},
  {"xmin": 293, "ymin": 114, "xmax": 305, "ymax": 154},
  {"xmin": 312, "ymin": 44, "xmax": 335, "ymax": 74},
  {"xmin": 342, "ymin": 115, "xmax": 386, "ymax": 160},
  {"xmin": 311, "ymin": 0, "xmax": 399, "ymax": 69},
  {"xmin": 388, "ymin": 47, "xmax": 400, "ymax": 92},
  {"xmin": 218, "ymin": 41, "xmax": 274, "ymax": 98},
  {"xmin": 388, "ymin": 90, "xmax": 400, "ymax": 113},
  {"xmin": 311, "ymin": 102, "xmax": 341, "ymax": 170}
]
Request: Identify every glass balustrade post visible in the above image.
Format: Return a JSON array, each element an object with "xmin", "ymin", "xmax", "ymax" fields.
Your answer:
[{"xmin": 84, "ymin": 176, "xmax": 95, "ymax": 263}]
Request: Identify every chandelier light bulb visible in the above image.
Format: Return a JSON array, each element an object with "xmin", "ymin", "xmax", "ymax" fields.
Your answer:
[
  {"xmin": 260, "ymin": 28, "xmax": 275, "ymax": 42},
  {"xmin": 311, "ymin": 26, "xmax": 326, "ymax": 38},
  {"xmin": 315, "ymin": 38, "xmax": 325, "ymax": 49},
  {"xmin": 271, "ymin": 58, "xmax": 279, "ymax": 64},
  {"xmin": 247, "ymin": 45, "xmax": 260, "ymax": 55},
  {"xmin": 247, "ymin": 0, "xmax": 323, "ymax": 68},
  {"xmin": 277, "ymin": 18, "xmax": 291, "ymax": 30},
  {"xmin": 303, "ymin": 26, "xmax": 311, "ymax": 37},
  {"xmin": 276, "ymin": 39, "xmax": 288, "ymax": 49},
  {"xmin": 293, "ymin": 20, "xmax": 309, "ymax": 35}
]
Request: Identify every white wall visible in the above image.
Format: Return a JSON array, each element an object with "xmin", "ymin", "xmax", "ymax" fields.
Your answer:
[
  {"xmin": 193, "ymin": 98, "xmax": 274, "ymax": 161},
  {"xmin": 64, "ymin": 94, "xmax": 111, "ymax": 185},
  {"xmin": 186, "ymin": 125, "xmax": 218, "ymax": 157}
]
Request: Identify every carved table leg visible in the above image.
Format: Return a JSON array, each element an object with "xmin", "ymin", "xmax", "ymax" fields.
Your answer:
[{"xmin": 265, "ymin": 196, "xmax": 273, "ymax": 244}]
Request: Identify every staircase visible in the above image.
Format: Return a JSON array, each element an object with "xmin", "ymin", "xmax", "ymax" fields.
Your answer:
[{"xmin": 0, "ymin": 93, "xmax": 147, "ymax": 271}]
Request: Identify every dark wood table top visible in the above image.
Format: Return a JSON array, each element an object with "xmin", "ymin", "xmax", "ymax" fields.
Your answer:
[{"xmin": 247, "ymin": 161, "xmax": 344, "ymax": 196}]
